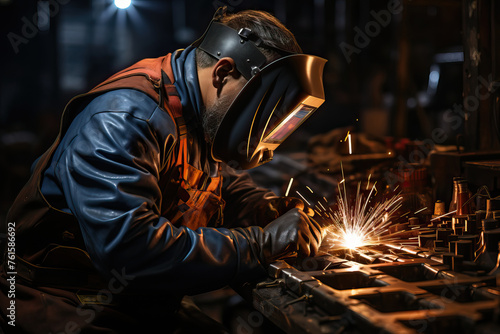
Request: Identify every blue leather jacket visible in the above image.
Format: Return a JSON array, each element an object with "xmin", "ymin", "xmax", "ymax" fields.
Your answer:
[{"xmin": 37, "ymin": 47, "xmax": 275, "ymax": 295}]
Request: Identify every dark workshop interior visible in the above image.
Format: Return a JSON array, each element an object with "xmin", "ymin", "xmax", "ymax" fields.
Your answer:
[{"xmin": 1, "ymin": 0, "xmax": 500, "ymax": 333}]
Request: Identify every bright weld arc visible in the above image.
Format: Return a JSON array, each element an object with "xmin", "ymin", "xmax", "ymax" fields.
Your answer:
[{"xmin": 323, "ymin": 167, "xmax": 403, "ymax": 250}]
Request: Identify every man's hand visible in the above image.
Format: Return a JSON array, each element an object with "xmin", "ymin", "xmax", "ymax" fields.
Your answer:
[
  {"xmin": 234, "ymin": 208, "xmax": 323, "ymax": 267},
  {"xmin": 261, "ymin": 208, "xmax": 322, "ymax": 261},
  {"xmin": 255, "ymin": 196, "xmax": 314, "ymax": 227}
]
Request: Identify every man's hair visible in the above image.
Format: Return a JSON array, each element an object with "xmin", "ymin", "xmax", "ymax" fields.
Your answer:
[{"xmin": 196, "ymin": 10, "xmax": 302, "ymax": 70}]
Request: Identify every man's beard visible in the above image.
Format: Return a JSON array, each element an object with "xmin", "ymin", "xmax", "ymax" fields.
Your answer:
[{"xmin": 202, "ymin": 94, "xmax": 234, "ymax": 144}]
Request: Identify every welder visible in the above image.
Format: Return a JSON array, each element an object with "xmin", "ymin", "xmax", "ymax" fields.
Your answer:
[{"xmin": 0, "ymin": 8, "xmax": 327, "ymax": 333}]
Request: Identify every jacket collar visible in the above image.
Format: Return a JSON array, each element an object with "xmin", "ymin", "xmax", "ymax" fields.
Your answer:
[{"xmin": 170, "ymin": 46, "xmax": 204, "ymax": 132}]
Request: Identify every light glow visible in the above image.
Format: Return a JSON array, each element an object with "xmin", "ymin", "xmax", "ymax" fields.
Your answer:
[
  {"xmin": 114, "ymin": 0, "xmax": 131, "ymax": 9},
  {"xmin": 341, "ymin": 230, "xmax": 365, "ymax": 249},
  {"xmin": 321, "ymin": 163, "xmax": 403, "ymax": 251}
]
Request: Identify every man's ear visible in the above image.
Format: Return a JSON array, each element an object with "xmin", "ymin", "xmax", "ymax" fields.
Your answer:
[{"xmin": 212, "ymin": 57, "xmax": 238, "ymax": 92}]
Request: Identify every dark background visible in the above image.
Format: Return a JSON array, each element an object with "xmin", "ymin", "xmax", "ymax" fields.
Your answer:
[{"xmin": 0, "ymin": 0, "xmax": 476, "ymax": 220}]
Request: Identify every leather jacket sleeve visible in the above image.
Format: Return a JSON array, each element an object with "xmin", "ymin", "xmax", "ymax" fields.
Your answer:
[
  {"xmin": 220, "ymin": 165, "xmax": 276, "ymax": 228},
  {"xmin": 220, "ymin": 165, "xmax": 307, "ymax": 228},
  {"xmin": 52, "ymin": 100, "xmax": 266, "ymax": 296}
]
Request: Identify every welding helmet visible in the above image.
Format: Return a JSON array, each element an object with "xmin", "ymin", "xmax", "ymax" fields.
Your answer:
[{"xmin": 193, "ymin": 9, "xmax": 327, "ymax": 169}]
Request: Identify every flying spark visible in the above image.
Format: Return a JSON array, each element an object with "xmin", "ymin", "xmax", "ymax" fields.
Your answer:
[
  {"xmin": 414, "ymin": 207, "xmax": 428, "ymax": 215},
  {"xmin": 430, "ymin": 209, "xmax": 457, "ymax": 221},
  {"xmin": 344, "ymin": 131, "xmax": 350, "ymax": 142},
  {"xmin": 285, "ymin": 178, "xmax": 294, "ymax": 197},
  {"xmin": 322, "ymin": 168, "xmax": 403, "ymax": 250},
  {"xmin": 348, "ymin": 134, "xmax": 353, "ymax": 155},
  {"xmin": 295, "ymin": 190, "xmax": 311, "ymax": 206}
]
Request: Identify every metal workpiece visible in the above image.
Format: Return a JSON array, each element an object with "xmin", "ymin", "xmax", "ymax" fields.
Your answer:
[{"xmin": 251, "ymin": 243, "xmax": 500, "ymax": 333}]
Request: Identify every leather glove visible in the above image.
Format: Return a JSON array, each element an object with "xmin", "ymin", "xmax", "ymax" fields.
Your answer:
[
  {"xmin": 234, "ymin": 208, "xmax": 323, "ymax": 267},
  {"xmin": 254, "ymin": 196, "xmax": 314, "ymax": 227}
]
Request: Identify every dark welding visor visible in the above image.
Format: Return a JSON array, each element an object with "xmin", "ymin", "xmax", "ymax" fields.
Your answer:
[{"xmin": 211, "ymin": 54, "xmax": 327, "ymax": 169}]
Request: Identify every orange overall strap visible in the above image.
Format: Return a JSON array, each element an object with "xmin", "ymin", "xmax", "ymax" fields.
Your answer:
[{"xmin": 158, "ymin": 57, "xmax": 188, "ymax": 167}]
